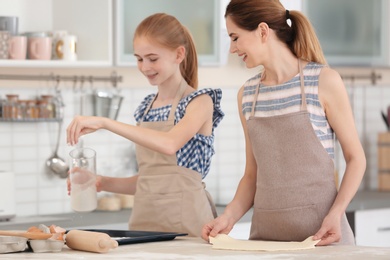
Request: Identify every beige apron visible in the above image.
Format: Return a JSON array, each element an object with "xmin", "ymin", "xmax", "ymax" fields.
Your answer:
[
  {"xmin": 247, "ymin": 62, "xmax": 355, "ymax": 245},
  {"xmin": 129, "ymin": 80, "xmax": 217, "ymax": 237}
]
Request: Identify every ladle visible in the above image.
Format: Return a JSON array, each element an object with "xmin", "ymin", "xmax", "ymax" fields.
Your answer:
[
  {"xmin": 0, "ymin": 230, "xmax": 52, "ymax": 240},
  {"xmin": 46, "ymin": 120, "xmax": 69, "ymax": 178}
]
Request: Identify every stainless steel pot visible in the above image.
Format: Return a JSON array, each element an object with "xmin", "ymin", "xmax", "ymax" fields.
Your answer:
[{"xmin": 93, "ymin": 91, "xmax": 123, "ymax": 120}]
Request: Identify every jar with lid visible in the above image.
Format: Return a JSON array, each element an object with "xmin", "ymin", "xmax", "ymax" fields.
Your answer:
[
  {"xmin": 16, "ymin": 100, "xmax": 27, "ymax": 119},
  {"xmin": 4, "ymin": 94, "xmax": 19, "ymax": 119},
  {"xmin": 40, "ymin": 95, "xmax": 55, "ymax": 118},
  {"xmin": 38, "ymin": 99, "xmax": 50, "ymax": 118},
  {"xmin": 25, "ymin": 100, "xmax": 39, "ymax": 119}
]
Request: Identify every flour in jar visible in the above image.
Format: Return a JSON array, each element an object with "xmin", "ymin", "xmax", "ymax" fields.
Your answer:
[{"xmin": 71, "ymin": 184, "xmax": 97, "ymax": 212}]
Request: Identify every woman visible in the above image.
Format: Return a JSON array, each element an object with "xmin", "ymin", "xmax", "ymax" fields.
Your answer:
[
  {"xmin": 202, "ymin": 0, "xmax": 365, "ymax": 246},
  {"xmin": 67, "ymin": 13, "xmax": 224, "ymax": 237}
]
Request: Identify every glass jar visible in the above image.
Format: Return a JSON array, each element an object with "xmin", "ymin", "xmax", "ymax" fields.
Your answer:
[
  {"xmin": 4, "ymin": 94, "xmax": 19, "ymax": 119},
  {"xmin": 16, "ymin": 100, "xmax": 27, "ymax": 119},
  {"xmin": 40, "ymin": 95, "xmax": 55, "ymax": 118},
  {"xmin": 25, "ymin": 100, "xmax": 39, "ymax": 119},
  {"xmin": 38, "ymin": 100, "xmax": 49, "ymax": 118}
]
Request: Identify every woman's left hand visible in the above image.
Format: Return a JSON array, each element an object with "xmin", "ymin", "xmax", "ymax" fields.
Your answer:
[{"xmin": 313, "ymin": 212, "xmax": 342, "ymax": 246}]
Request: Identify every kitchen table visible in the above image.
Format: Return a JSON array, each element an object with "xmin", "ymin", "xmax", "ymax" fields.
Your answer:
[{"xmin": 2, "ymin": 237, "xmax": 390, "ymax": 259}]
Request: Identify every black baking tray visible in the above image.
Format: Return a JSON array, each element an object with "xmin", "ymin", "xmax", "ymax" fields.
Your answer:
[{"xmin": 67, "ymin": 229, "xmax": 188, "ymax": 245}]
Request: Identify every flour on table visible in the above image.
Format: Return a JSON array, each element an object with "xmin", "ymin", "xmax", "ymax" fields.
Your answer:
[{"xmin": 209, "ymin": 234, "xmax": 320, "ymax": 251}]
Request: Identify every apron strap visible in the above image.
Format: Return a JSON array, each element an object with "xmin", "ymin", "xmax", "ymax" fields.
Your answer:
[
  {"xmin": 250, "ymin": 73, "xmax": 262, "ymax": 117},
  {"xmin": 140, "ymin": 78, "xmax": 188, "ymax": 123},
  {"xmin": 298, "ymin": 60, "xmax": 307, "ymax": 111},
  {"xmin": 250, "ymin": 59, "xmax": 307, "ymax": 116},
  {"xmin": 168, "ymin": 79, "xmax": 188, "ymax": 121}
]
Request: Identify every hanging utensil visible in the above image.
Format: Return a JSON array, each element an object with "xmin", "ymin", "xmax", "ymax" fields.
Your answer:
[
  {"xmin": 46, "ymin": 119, "xmax": 69, "ymax": 178},
  {"xmin": 381, "ymin": 110, "xmax": 390, "ymax": 130}
]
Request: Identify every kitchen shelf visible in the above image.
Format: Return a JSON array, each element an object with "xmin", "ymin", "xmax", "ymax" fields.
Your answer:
[
  {"xmin": 0, "ymin": 0, "xmax": 113, "ymax": 68},
  {"xmin": 0, "ymin": 118, "xmax": 61, "ymax": 123},
  {"xmin": 0, "ymin": 60, "xmax": 112, "ymax": 68}
]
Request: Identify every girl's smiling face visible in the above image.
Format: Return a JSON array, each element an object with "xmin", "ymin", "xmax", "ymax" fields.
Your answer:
[
  {"xmin": 226, "ymin": 16, "xmax": 264, "ymax": 68},
  {"xmin": 134, "ymin": 36, "xmax": 181, "ymax": 86}
]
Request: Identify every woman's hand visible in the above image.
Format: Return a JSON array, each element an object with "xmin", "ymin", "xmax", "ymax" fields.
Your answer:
[
  {"xmin": 313, "ymin": 212, "xmax": 342, "ymax": 246},
  {"xmin": 201, "ymin": 214, "xmax": 236, "ymax": 242},
  {"xmin": 66, "ymin": 116, "xmax": 106, "ymax": 146}
]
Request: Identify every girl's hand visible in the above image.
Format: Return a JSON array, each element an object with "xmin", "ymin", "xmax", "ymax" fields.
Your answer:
[
  {"xmin": 67, "ymin": 167, "xmax": 104, "ymax": 195},
  {"xmin": 201, "ymin": 214, "xmax": 235, "ymax": 242},
  {"xmin": 66, "ymin": 116, "xmax": 105, "ymax": 146},
  {"xmin": 313, "ymin": 212, "xmax": 342, "ymax": 246}
]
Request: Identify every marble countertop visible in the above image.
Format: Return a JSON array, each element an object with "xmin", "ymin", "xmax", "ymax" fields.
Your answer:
[{"xmin": 2, "ymin": 237, "xmax": 390, "ymax": 259}]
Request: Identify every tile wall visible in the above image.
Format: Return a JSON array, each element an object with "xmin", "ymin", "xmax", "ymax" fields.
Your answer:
[{"xmin": 0, "ymin": 82, "xmax": 389, "ymax": 217}]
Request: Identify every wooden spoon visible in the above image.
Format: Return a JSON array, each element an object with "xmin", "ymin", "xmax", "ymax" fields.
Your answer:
[{"xmin": 0, "ymin": 230, "xmax": 52, "ymax": 240}]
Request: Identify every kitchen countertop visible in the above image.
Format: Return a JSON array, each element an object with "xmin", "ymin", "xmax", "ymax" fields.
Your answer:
[
  {"xmin": 1, "ymin": 190, "xmax": 390, "ymax": 231},
  {"xmin": 2, "ymin": 236, "xmax": 390, "ymax": 259},
  {"xmin": 0, "ymin": 206, "xmax": 247, "ymax": 231}
]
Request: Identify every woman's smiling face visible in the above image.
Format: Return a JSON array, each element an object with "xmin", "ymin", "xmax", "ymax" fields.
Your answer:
[{"xmin": 226, "ymin": 16, "xmax": 264, "ymax": 68}]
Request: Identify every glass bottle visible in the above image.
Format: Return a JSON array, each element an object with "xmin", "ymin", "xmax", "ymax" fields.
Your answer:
[
  {"xmin": 5, "ymin": 94, "xmax": 19, "ymax": 119},
  {"xmin": 40, "ymin": 95, "xmax": 55, "ymax": 118},
  {"xmin": 26, "ymin": 100, "xmax": 39, "ymax": 119}
]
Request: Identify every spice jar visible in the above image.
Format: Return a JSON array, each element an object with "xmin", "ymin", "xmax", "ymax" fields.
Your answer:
[
  {"xmin": 16, "ymin": 100, "xmax": 27, "ymax": 119},
  {"xmin": 38, "ymin": 99, "xmax": 49, "ymax": 118},
  {"xmin": 26, "ymin": 100, "xmax": 39, "ymax": 119},
  {"xmin": 4, "ymin": 94, "xmax": 19, "ymax": 119},
  {"xmin": 40, "ymin": 95, "xmax": 55, "ymax": 118}
]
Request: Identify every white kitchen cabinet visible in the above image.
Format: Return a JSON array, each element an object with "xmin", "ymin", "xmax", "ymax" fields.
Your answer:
[
  {"xmin": 302, "ymin": 0, "xmax": 390, "ymax": 67},
  {"xmin": 0, "ymin": 0, "xmax": 113, "ymax": 68},
  {"xmin": 353, "ymin": 208, "xmax": 390, "ymax": 247},
  {"xmin": 115, "ymin": 0, "xmax": 228, "ymax": 67}
]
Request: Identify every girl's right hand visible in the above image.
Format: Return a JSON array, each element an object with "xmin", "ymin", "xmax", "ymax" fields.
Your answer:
[{"xmin": 201, "ymin": 214, "xmax": 235, "ymax": 241}]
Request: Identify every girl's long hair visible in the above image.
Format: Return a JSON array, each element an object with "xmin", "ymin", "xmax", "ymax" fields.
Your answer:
[{"xmin": 134, "ymin": 13, "xmax": 198, "ymax": 89}]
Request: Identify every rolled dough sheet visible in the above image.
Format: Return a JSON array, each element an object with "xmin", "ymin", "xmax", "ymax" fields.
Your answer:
[{"xmin": 209, "ymin": 234, "xmax": 320, "ymax": 251}]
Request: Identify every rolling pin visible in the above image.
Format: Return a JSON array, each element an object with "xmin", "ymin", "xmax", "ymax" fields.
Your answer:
[{"xmin": 66, "ymin": 230, "xmax": 118, "ymax": 253}]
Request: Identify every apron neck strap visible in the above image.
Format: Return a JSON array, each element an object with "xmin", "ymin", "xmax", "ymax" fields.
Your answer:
[
  {"xmin": 141, "ymin": 78, "xmax": 188, "ymax": 122},
  {"xmin": 250, "ymin": 59, "xmax": 306, "ymax": 117},
  {"xmin": 298, "ymin": 60, "xmax": 307, "ymax": 111},
  {"xmin": 168, "ymin": 79, "xmax": 187, "ymax": 121}
]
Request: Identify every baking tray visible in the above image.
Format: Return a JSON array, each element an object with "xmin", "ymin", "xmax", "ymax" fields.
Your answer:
[{"xmin": 69, "ymin": 229, "xmax": 187, "ymax": 245}]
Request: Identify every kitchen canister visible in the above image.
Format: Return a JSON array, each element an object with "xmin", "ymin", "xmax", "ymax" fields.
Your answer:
[
  {"xmin": 94, "ymin": 91, "xmax": 124, "ymax": 120},
  {"xmin": 0, "ymin": 16, "xmax": 18, "ymax": 35},
  {"xmin": 8, "ymin": 35, "xmax": 27, "ymax": 60},
  {"xmin": 378, "ymin": 132, "xmax": 390, "ymax": 191},
  {"xmin": 0, "ymin": 31, "xmax": 10, "ymax": 59},
  {"xmin": 55, "ymin": 34, "xmax": 77, "ymax": 61}
]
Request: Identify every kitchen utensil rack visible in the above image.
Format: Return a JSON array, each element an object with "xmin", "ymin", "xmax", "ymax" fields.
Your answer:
[
  {"xmin": 0, "ymin": 71, "xmax": 123, "ymax": 122},
  {"xmin": 340, "ymin": 71, "xmax": 382, "ymax": 85},
  {"xmin": 0, "ymin": 71, "xmax": 122, "ymax": 87}
]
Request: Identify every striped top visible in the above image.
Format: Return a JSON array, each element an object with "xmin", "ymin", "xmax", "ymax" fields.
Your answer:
[
  {"xmin": 242, "ymin": 62, "xmax": 335, "ymax": 159},
  {"xmin": 134, "ymin": 88, "xmax": 224, "ymax": 178}
]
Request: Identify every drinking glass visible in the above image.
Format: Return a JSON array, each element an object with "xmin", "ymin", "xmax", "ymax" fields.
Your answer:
[{"xmin": 69, "ymin": 147, "xmax": 97, "ymax": 212}]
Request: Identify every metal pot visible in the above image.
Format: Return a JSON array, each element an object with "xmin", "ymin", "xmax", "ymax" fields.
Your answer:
[{"xmin": 93, "ymin": 91, "xmax": 123, "ymax": 120}]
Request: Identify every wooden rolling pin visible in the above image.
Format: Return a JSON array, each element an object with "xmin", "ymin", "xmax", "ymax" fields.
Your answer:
[{"xmin": 66, "ymin": 230, "xmax": 118, "ymax": 253}]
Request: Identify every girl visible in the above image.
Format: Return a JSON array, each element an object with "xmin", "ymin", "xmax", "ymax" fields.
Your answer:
[
  {"xmin": 67, "ymin": 13, "xmax": 224, "ymax": 237},
  {"xmin": 202, "ymin": 0, "xmax": 365, "ymax": 246}
]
